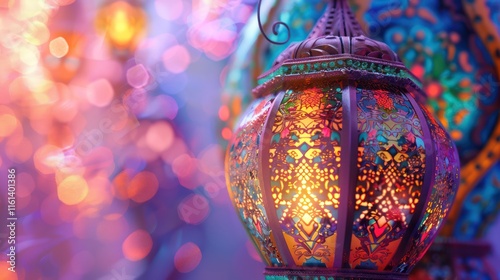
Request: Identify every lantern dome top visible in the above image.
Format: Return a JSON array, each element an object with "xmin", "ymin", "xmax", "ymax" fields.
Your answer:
[
  {"xmin": 252, "ymin": 0, "xmax": 423, "ymax": 100},
  {"xmin": 290, "ymin": 0, "xmax": 399, "ymax": 63}
]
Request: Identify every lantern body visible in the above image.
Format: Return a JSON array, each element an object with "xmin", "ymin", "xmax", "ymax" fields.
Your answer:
[
  {"xmin": 225, "ymin": 1, "xmax": 460, "ymax": 278},
  {"xmin": 226, "ymin": 48, "xmax": 460, "ymax": 280}
]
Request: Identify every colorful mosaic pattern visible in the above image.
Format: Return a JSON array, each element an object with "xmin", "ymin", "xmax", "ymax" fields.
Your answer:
[
  {"xmin": 267, "ymin": 87, "xmax": 343, "ymax": 267},
  {"xmin": 396, "ymin": 103, "xmax": 460, "ymax": 272},
  {"xmin": 454, "ymin": 162, "xmax": 500, "ymax": 239},
  {"xmin": 447, "ymin": 0, "xmax": 500, "ymax": 240},
  {"xmin": 350, "ymin": 86, "xmax": 426, "ymax": 270},
  {"xmin": 364, "ymin": 0, "xmax": 499, "ymax": 164},
  {"xmin": 227, "ymin": 95, "xmax": 284, "ymax": 266}
]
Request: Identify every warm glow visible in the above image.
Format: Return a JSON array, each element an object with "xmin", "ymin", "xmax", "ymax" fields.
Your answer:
[
  {"xmin": 0, "ymin": 262, "xmax": 18, "ymax": 280},
  {"xmin": 57, "ymin": 175, "xmax": 89, "ymax": 205},
  {"xmin": 19, "ymin": 45, "xmax": 40, "ymax": 66},
  {"xmin": 34, "ymin": 145, "xmax": 64, "ymax": 174},
  {"xmin": 23, "ymin": 21, "xmax": 50, "ymax": 46},
  {"xmin": 128, "ymin": 171, "xmax": 159, "ymax": 203},
  {"xmin": 96, "ymin": 1, "xmax": 146, "ymax": 50},
  {"xmin": 110, "ymin": 10, "xmax": 135, "ymax": 46},
  {"xmin": 112, "ymin": 170, "xmax": 131, "ymax": 199},
  {"xmin": 49, "ymin": 37, "xmax": 69, "ymax": 58}
]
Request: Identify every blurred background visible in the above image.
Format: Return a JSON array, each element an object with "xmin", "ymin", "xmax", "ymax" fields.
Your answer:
[{"xmin": 0, "ymin": 0, "xmax": 499, "ymax": 279}]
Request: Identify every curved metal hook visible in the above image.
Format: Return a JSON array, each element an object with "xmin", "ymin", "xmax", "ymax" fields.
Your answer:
[{"xmin": 257, "ymin": 0, "xmax": 290, "ymax": 45}]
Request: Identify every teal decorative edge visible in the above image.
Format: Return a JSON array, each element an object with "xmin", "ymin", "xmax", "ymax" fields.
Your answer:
[{"xmin": 257, "ymin": 55, "xmax": 422, "ymax": 89}]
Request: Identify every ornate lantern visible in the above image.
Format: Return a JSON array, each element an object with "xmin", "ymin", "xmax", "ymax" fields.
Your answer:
[{"xmin": 225, "ymin": 0, "xmax": 460, "ymax": 279}]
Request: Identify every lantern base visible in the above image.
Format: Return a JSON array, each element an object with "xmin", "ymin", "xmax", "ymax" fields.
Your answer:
[{"xmin": 264, "ymin": 267, "xmax": 408, "ymax": 280}]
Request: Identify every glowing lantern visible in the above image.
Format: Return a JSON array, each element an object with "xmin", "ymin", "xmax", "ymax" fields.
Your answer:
[
  {"xmin": 95, "ymin": 1, "xmax": 146, "ymax": 54},
  {"xmin": 225, "ymin": 0, "xmax": 460, "ymax": 278}
]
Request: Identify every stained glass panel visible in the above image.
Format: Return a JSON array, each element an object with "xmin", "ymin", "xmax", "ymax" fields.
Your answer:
[
  {"xmin": 267, "ymin": 87, "xmax": 343, "ymax": 267},
  {"xmin": 227, "ymin": 95, "xmax": 283, "ymax": 266},
  {"xmin": 396, "ymin": 104, "xmax": 460, "ymax": 272},
  {"xmin": 349, "ymin": 86, "xmax": 426, "ymax": 270}
]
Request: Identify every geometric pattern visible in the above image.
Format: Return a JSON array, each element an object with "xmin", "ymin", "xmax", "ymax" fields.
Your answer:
[
  {"xmin": 268, "ymin": 87, "xmax": 343, "ymax": 267},
  {"xmin": 227, "ymin": 95, "xmax": 284, "ymax": 266},
  {"xmin": 351, "ymin": 86, "xmax": 426, "ymax": 270}
]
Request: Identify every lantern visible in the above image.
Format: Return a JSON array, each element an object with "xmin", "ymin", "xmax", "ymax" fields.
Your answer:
[
  {"xmin": 94, "ymin": 1, "xmax": 147, "ymax": 55},
  {"xmin": 225, "ymin": 0, "xmax": 460, "ymax": 279}
]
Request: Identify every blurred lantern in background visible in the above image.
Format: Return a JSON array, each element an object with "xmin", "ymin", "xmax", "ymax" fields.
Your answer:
[
  {"xmin": 95, "ymin": 0, "xmax": 147, "ymax": 55},
  {"xmin": 225, "ymin": 0, "xmax": 460, "ymax": 279}
]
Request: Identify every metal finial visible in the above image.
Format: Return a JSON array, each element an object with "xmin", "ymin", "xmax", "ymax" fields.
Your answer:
[
  {"xmin": 257, "ymin": 0, "xmax": 290, "ymax": 45},
  {"xmin": 307, "ymin": 0, "xmax": 366, "ymax": 39}
]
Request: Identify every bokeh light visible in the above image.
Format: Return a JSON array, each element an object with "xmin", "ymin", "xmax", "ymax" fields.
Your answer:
[
  {"xmin": 178, "ymin": 194, "xmax": 210, "ymax": 225},
  {"xmin": 128, "ymin": 171, "xmax": 159, "ymax": 203},
  {"xmin": 162, "ymin": 44, "xmax": 191, "ymax": 74},
  {"xmin": 122, "ymin": 229, "xmax": 153, "ymax": 261},
  {"xmin": 145, "ymin": 121, "xmax": 174, "ymax": 152},
  {"xmin": 86, "ymin": 78, "xmax": 114, "ymax": 107},
  {"xmin": 0, "ymin": 112, "xmax": 18, "ymax": 137},
  {"xmin": 126, "ymin": 63, "xmax": 150, "ymax": 88},
  {"xmin": 174, "ymin": 242, "xmax": 202, "ymax": 273},
  {"xmin": 154, "ymin": 0, "xmax": 184, "ymax": 21},
  {"xmin": 50, "ymin": 0, "xmax": 76, "ymax": 6},
  {"xmin": 49, "ymin": 37, "xmax": 69, "ymax": 58},
  {"xmin": 57, "ymin": 175, "xmax": 89, "ymax": 205}
]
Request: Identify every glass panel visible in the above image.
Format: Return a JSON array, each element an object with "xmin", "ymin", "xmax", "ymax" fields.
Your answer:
[
  {"xmin": 350, "ymin": 86, "xmax": 426, "ymax": 270},
  {"xmin": 268, "ymin": 87, "xmax": 343, "ymax": 267},
  {"xmin": 396, "ymin": 104, "xmax": 460, "ymax": 272},
  {"xmin": 227, "ymin": 95, "xmax": 283, "ymax": 266}
]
